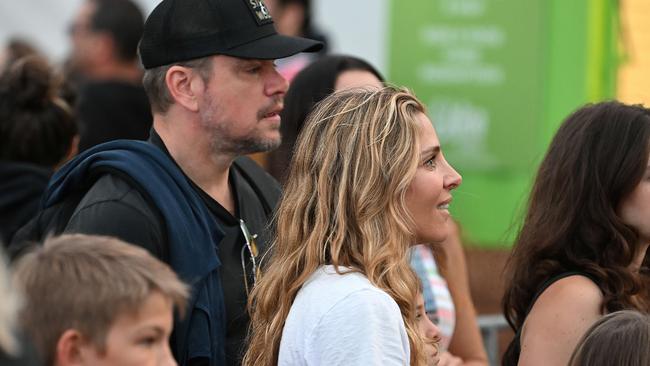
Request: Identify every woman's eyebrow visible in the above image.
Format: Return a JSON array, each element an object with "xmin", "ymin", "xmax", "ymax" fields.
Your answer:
[{"xmin": 420, "ymin": 146, "xmax": 440, "ymax": 159}]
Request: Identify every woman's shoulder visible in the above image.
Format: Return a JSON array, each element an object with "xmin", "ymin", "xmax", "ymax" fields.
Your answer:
[
  {"xmin": 282, "ymin": 266, "xmax": 406, "ymax": 353},
  {"xmin": 525, "ymin": 272, "xmax": 603, "ymax": 313},
  {"xmin": 298, "ymin": 265, "xmax": 397, "ymax": 310},
  {"xmin": 290, "ymin": 266, "xmax": 392, "ymax": 314},
  {"xmin": 518, "ymin": 275, "xmax": 604, "ymax": 365},
  {"xmin": 538, "ymin": 274, "xmax": 603, "ymax": 305},
  {"xmin": 285, "ymin": 280, "xmax": 410, "ymax": 365},
  {"xmin": 527, "ymin": 274, "xmax": 603, "ymax": 322},
  {"xmin": 280, "ymin": 267, "xmax": 410, "ymax": 365}
]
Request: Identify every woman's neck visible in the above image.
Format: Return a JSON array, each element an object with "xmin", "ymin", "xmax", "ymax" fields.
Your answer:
[{"xmin": 630, "ymin": 242, "xmax": 649, "ymax": 272}]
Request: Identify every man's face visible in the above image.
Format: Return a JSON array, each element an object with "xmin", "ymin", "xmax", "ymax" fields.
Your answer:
[
  {"xmin": 69, "ymin": 1, "xmax": 99, "ymax": 72},
  {"xmin": 197, "ymin": 55, "xmax": 289, "ymax": 156}
]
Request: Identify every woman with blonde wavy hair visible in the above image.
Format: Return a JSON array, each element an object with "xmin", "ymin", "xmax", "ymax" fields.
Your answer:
[{"xmin": 244, "ymin": 86, "xmax": 462, "ymax": 366}]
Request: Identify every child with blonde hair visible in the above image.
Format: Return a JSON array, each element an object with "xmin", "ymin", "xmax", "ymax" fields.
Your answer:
[{"xmin": 13, "ymin": 234, "xmax": 188, "ymax": 366}]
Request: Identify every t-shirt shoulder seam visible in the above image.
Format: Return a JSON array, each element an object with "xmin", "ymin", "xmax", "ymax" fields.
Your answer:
[{"xmin": 70, "ymin": 186, "xmax": 159, "ymax": 227}]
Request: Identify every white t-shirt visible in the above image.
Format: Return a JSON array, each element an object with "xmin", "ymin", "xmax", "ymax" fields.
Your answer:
[{"xmin": 278, "ymin": 265, "xmax": 411, "ymax": 366}]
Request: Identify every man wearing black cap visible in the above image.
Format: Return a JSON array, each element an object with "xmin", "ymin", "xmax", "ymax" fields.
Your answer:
[{"xmin": 15, "ymin": 0, "xmax": 321, "ymax": 365}]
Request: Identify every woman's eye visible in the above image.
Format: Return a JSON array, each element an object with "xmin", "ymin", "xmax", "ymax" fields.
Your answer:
[{"xmin": 424, "ymin": 158, "xmax": 437, "ymax": 170}]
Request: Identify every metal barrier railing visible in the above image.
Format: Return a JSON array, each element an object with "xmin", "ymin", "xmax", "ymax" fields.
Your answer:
[{"xmin": 477, "ymin": 314, "xmax": 509, "ymax": 366}]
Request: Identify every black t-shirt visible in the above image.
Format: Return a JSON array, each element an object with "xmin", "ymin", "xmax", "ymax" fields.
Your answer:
[{"xmin": 195, "ymin": 164, "xmax": 272, "ymax": 365}]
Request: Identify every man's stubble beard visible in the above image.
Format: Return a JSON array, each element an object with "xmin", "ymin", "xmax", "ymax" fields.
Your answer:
[{"xmin": 199, "ymin": 93, "xmax": 282, "ymax": 156}]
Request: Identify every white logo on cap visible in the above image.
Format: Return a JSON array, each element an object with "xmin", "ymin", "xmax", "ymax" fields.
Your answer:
[{"xmin": 247, "ymin": 0, "xmax": 272, "ymax": 23}]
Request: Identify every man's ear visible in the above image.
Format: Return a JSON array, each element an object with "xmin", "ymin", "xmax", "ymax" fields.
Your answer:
[
  {"xmin": 54, "ymin": 329, "xmax": 86, "ymax": 366},
  {"xmin": 165, "ymin": 66, "xmax": 205, "ymax": 113}
]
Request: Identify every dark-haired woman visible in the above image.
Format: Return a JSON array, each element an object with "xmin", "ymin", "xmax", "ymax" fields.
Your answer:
[
  {"xmin": 0, "ymin": 56, "xmax": 78, "ymax": 245},
  {"xmin": 266, "ymin": 55, "xmax": 384, "ymax": 183},
  {"xmin": 502, "ymin": 101, "xmax": 650, "ymax": 365}
]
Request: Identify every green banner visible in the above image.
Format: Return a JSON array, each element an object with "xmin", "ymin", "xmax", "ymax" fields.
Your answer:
[
  {"xmin": 389, "ymin": 0, "xmax": 545, "ymax": 172},
  {"xmin": 388, "ymin": 0, "xmax": 618, "ymax": 247}
]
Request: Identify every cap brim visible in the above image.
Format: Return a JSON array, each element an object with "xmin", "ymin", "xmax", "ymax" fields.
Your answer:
[{"xmin": 221, "ymin": 34, "xmax": 323, "ymax": 60}]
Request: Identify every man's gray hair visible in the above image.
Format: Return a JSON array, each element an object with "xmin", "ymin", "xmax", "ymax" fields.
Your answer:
[{"xmin": 142, "ymin": 57, "xmax": 213, "ymax": 114}]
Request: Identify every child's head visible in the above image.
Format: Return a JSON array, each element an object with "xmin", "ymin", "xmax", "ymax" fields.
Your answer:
[
  {"xmin": 416, "ymin": 289, "xmax": 440, "ymax": 366},
  {"xmin": 569, "ymin": 310, "xmax": 650, "ymax": 366},
  {"xmin": 13, "ymin": 234, "xmax": 188, "ymax": 366}
]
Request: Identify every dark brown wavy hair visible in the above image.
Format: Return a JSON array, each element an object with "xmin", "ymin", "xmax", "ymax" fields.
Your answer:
[{"xmin": 502, "ymin": 101, "xmax": 650, "ymax": 365}]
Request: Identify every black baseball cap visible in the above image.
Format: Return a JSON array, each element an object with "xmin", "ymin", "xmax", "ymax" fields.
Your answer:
[{"xmin": 139, "ymin": 0, "xmax": 323, "ymax": 69}]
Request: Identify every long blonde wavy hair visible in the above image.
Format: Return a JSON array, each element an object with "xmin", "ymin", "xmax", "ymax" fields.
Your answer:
[{"xmin": 243, "ymin": 86, "xmax": 428, "ymax": 366}]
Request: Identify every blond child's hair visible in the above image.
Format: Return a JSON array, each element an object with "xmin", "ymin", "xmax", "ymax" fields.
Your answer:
[{"xmin": 13, "ymin": 234, "xmax": 189, "ymax": 365}]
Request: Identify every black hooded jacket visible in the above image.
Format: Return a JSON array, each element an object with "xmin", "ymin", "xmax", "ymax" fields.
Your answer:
[{"xmin": 0, "ymin": 162, "xmax": 50, "ymax": 246}]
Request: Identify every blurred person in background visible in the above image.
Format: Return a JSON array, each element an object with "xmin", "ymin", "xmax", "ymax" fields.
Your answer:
[
  {"xmin": 411, "ymin": 222, "xmax": 486, "ymax": 366},
  {"xmin": 0, "ymin": 56, "xmax": 78, "ymax": 246},
  {"xmin": 263, "ymin": 0, "xmax": 328, "ymax": 81},
  {"xmin": 0, "ymin": 38, "xmax": 42, "ymax": 75},
  {"xmin": 502, "ymin": 101, "xmax": 650, "ymax": 365},
  {"xmin": 67, "ymin": 0, "xmax": 151, "ymax": 151},
  {"xmin": 266, "ymin": 54, "xmax": 487, "ymax": 366}
]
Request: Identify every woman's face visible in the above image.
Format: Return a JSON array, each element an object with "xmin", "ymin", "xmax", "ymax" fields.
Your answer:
[
  {"xmin": 405, "ymin": 113, "xmax": 462, "ymax": 244},
  {"xmin": 619, "ymin": 151, "xmax": 650, "ymax": 245},
  {"xmin": 334, "ymin": 69, "xmax": 383, "ymax": 91}
]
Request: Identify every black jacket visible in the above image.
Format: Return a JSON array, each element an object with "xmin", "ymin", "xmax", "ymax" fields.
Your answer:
[
  {"xmin": 11, "ymin": 132, "xmax": 281, "ymax": 366},
  {"xmin": 0, "ymin": 162, "xmax": 50, "ymax": 246},
  {"xmin": 43, "ymin": 139, "xmax": 226, "ymax": 365}
]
